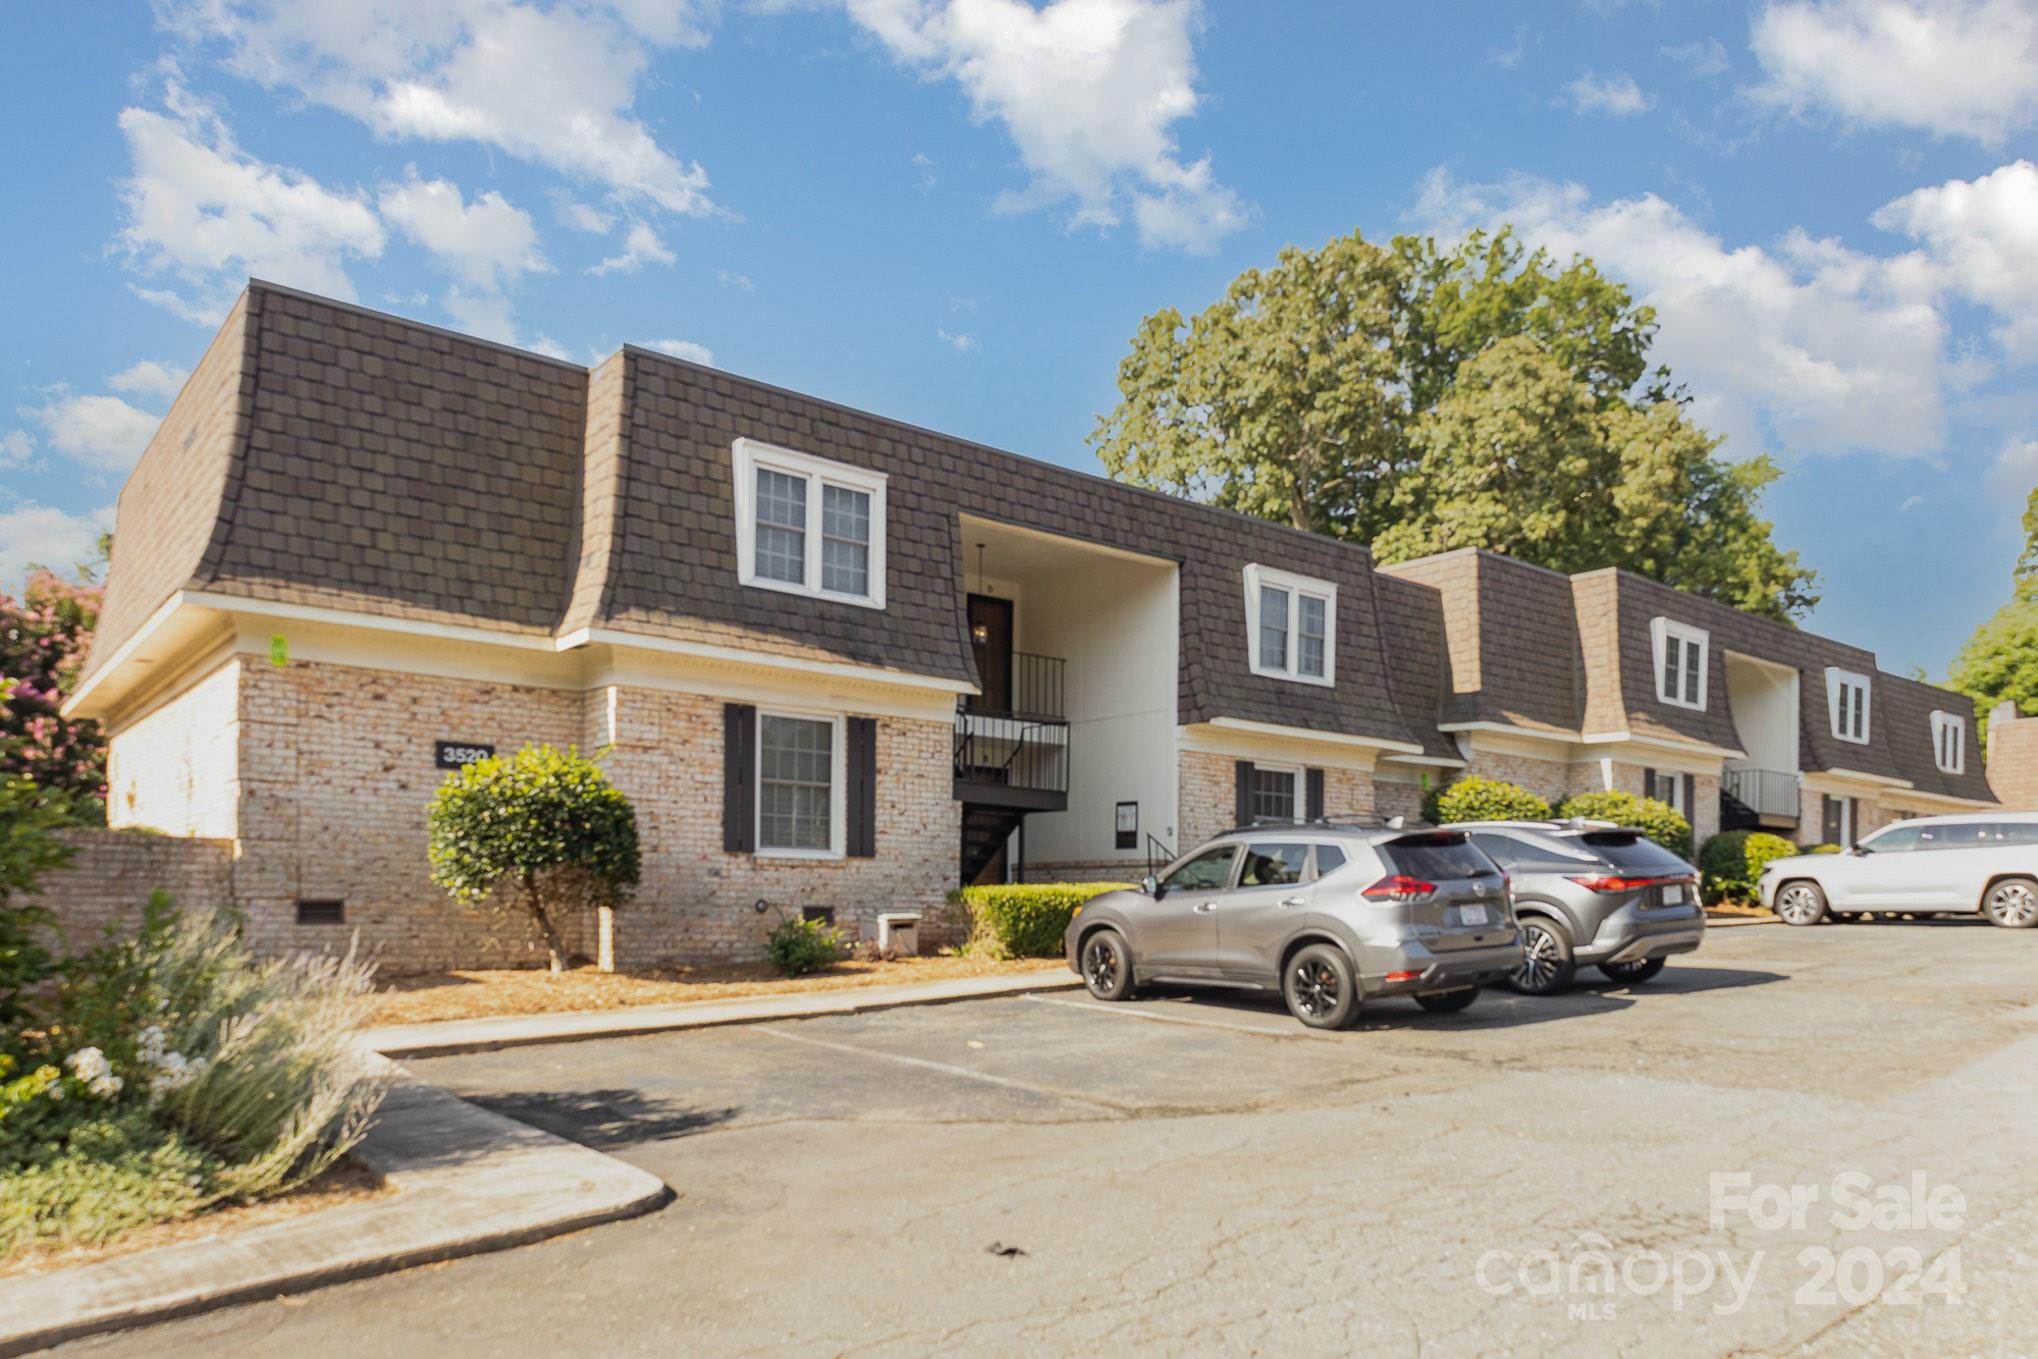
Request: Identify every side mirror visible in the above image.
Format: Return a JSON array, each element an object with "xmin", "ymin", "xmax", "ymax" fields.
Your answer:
[{"xmin": 1141, "ymin": 874, "xmax": 1160, "ymax": 897}]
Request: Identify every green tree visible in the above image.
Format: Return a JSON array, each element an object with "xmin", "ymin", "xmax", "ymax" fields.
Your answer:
[
  {"xmin": 1, "ymin": 552, "xmax": 110, "ymax": 811},
  {"xmin": 426, "ymin": 745, "xmax": 641, "ymax": 973},
  {"xmin": 1951, "ymin": 486, "xmax": 2038, "ymax": 742},
  {"xmin": 1091, "ymin": 227, "xmax": 1818, "ymax": 620}
]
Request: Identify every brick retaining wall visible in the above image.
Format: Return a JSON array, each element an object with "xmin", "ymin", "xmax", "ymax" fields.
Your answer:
[{"xmin": 23, "ymin": 830, "xmax": 235, "ymax": 948}]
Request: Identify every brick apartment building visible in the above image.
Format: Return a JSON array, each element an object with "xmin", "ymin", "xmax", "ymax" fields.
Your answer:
[{"xmin": 63, "ymin": 282, "xmax": 1997, "ymax": 971}]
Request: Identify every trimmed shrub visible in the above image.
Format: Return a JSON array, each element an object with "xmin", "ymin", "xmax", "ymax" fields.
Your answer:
[
  {"xmin": 1801, "ymin": 842, "xmax": 1843, "ymax": 855},
  {"xmin": 1556, "ymin": 789, "xmax": 1693, "ymax": 859},
  {"xmin": 1697, "ymin": 830, "xmax": 1798, "ymax": 904},
  {"xmin": 946, "ymin": 882, "xmax": 1133, "ymax": 959},
  {"xmin": 428, "ymin": 744, "xmax": 641, "ymax": 972},
  {"xmin": 765, "ymin": 916, "xmax": 845, "ymax": 977},
  {"xmin": 1424, "ymin": 777, "xmax": 1552, "ymax": 825}
]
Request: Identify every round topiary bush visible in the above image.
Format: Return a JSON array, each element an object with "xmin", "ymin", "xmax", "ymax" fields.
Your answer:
[
  {"xmin": 1423, "ymin": 777, "xmax": 1552, "ymax": 825},
  {"xmin": 1698, "ymin": 829, "xmax": 1798, "ymax": 903},
  {"xmin": 1556, "ymin": 789, "xmax": 1693, "ymax": 859}
]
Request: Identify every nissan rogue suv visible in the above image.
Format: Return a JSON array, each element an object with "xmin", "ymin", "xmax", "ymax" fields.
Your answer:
[
  {"xmin": 1453, "ymin": 820, "xmax": 1706, "ymax": 996},
  {"xmin": 1063, "ymin": 821, "xmax": 1521, "ymax": 1030}
]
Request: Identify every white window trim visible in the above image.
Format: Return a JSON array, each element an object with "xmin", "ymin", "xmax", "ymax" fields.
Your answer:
[
  {"xmin": 1648, "ymin": 769, "xmax": 1689, "ymax": 816},
  {"xmin": 754, "ymin": 708, "xmax": 847, "ymax": 860},
  {"xmin": 1649, "ymin": 617, "xmax": 1709, "ymax": 711},
  {"xmin": 1242, "ymin": 564, "xmax": 1337, "ymax": 688},
  {"xmin": 1825, "ymin": 667, "xmax": 1872, "ymax": 745},
  {"xmin": 1249, "ymin": 762, "xmax": 1303, "ymax": 823},
  {"xmin": 1930, "ymin": 710, "xmax": 1966, "ymax": 775},
  {"xmin": 732, "ymin": 438, "xmax": 888, "ymax": 610}
]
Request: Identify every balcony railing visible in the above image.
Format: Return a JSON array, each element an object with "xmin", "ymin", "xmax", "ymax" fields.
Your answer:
[
  {"xmin": 962, "ymin": 651, "xmax": 1066, "ymax": 724},
  {"xmin": 955, "ymin": 651, "xmax": 1069, "ymax": 808},
  {"xmin": 1722, "ymin": 767, "xmax": 1800, "ymax": 823}
]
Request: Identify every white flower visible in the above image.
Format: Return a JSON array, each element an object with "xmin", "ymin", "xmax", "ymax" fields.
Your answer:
[
  {"xmin": 145, "ymin": 1051, "xmax": 206, "ymax": 1102},
  {"xmin": 46, "ymin": 1084, "xmax": 63, "ymax": 1102},
  {"xmin": 137, "ymin": 1026, "xmax": 167, "ymax": 1062},
  {"xmin": 87, "ymin": 1073, "xmax": 123, "ymax": 1099},
  {"xmin": 65, "ymin": 1047, "xmax": 110, "ymax": 1082}
]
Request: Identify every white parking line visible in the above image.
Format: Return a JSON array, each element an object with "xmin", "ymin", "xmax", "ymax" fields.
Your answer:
[
  {"xmin": 1022, "ymin": 992, "xmax": 1338, "ymax": 1041},
  {"xmin": 754, "ymin": 1025, "xmax": 1128, "ymax": 1111}
]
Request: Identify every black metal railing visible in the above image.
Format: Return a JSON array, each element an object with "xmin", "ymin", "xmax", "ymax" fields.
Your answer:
[
  {"xmin": 953, "ymin": 711, "xmax": 1069, "ymax": 796},
  {"xmin": 1722, "ymin": 767, "xmax": 1800, "ymax": 821},
  {"xmin": 962, "ymin": 651, "xmax": 1066, "ymax": 723},
  {"xmin": 1144, "ymin": 833, "xmax": 1176, "ymax": 883}
]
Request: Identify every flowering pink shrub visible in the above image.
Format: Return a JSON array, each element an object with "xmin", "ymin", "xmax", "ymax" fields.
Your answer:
[{"xmin": 0, "ymin": 562, "xmax": 107, "ymax": 814}]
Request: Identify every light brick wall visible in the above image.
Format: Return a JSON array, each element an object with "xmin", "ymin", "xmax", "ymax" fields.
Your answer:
[
  {"xmin": 1692, "ymin": 773, "xmax": 1722, "ymax": 847},
  {"xmin": 1374, "ymin": 778, "xmax": 1427, "ymax": 822},
  {"xmin": 107, "ymin": 659, "xmax": 242, "ymax": 838},
  {"xmin": 22, "ymin": 830, "xmax": 234, "ymax": 947},
  {"xmin": 1177, "ymin": 749, "xmax": 1375, "ymax": 851},
  {"xmin": 588, "ymin": 685, "xmax": 959, "ymax": 966},
  {"xmin": 1989, "ymin": 706, "xmax": 2038, "ymax": 809},
  {"xmin": 1461, "ymin": 749, "xmax": 1581, "ymax": 807},
  {"xmin": 234, "ymin": 657, "xmax": 588, "ymax": 970}
]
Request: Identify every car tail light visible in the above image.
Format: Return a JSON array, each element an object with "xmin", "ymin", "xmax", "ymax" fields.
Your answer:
[
  {"xmin": 1385, "ymin": 970, "xmax": 1421, "ymax": 983},
  {"xmin": 1362, "ymin": 874, "xmax": 1437, "ymax": 902},
  {"xmin": 1566, "ymin": 875, "xmax": 1668, "ymax": 894}
]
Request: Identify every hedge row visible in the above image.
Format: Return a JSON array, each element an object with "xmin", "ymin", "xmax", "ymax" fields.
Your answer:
[{"xmin": 945, "ymin": 882, "xmax": 1133, "ymax": 959}]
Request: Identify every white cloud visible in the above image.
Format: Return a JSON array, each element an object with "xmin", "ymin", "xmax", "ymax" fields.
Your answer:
[
  {"xmin": 1563, "ymin": 71, "xmax": 1655, "ymax": 116},
  {"xmin": 937, "ymin": 328, "xmax": 978, "ymax": 352},
  {"xmin": 0, "ymin": 503, "xmax": 117, "ymax": 597},
  {"xmin": 1874, "ymin": 160, "xmax": 2038, "ymax": 359},
  {"xmin": 106, "ymin": 360, "xmax": 191, "ymax": 398},
  {"xmin": 1899, "ymin": 493, "xmax": 1926, "ymax": 510},
  {"xmin": 1411, "ymin": 169, "xmax": 1951, "ymax": 461},
  {"xmin": 644, "ymin": 338, "xmax": 715, "ymax": 365},
  {"xmin": 1750, "ymin": 0, "xmax": 2038, "ymax": 143},
  {"xmin": 1662, "ymin": 37, "xmax": 1729, "ymax": 77},
  {"xmin": 25, "ymin": 394, "xmax": 165, "ymax": 473},
  {"xmin": 0, "ymin": 431, "xmax": 32, "ymax": 469},
  {"xmin": 1988, "ymin": 435, "xmax": 2038, "ymax": 494},
  {"xmin": 845, "ymin": 0, "xmax": 1245, "ymax": 252},
  {"xmin": 716, "ymin": 268, "xmax": 754, "ymax": 291},
  {"xmin": 1487, "ymin": 25, "xmax": 1531, "ymax": 70},
  {"xmin": 556, "ymin": 196, "xmax": 617, "ymax": 234},
  {"xmin": 164, "ymin": 0, "xmax": 719, "ymax": 215},
  {"xmin": 116, "ymin": 84, "xmax": 385, "ymax": 322},
  {"xmin": 378, "ymin": 172, "xmax": 548, "ymax": 291},
  {"xmin": 588, "ymin": 221, "xmax": 676, "ymax": 275}
]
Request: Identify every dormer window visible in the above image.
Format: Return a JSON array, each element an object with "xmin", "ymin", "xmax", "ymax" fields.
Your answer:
[
  {"xmin": 733, "ymin": 439, "xmax": 887, "ymax": 609},
  {"xmin": 1931, "ymin": 710, "xmax": 1966, "ymax": 774},
  {"xmin": 1243, "ymin": 564, "xmax": 1336, "ymax": 687},
  {"xmin": 1650, "ymin": 618, "xmax": 1708, "ymax": 710},
  {"xmin": 1827, "ymin": 668, "xmax": 1871, "ymax": 745}
]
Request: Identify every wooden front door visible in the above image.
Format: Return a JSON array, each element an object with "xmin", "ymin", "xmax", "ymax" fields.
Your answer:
[{"xmin": 967, "ymin": 593, "xmax": 1014, "ymax": 713}]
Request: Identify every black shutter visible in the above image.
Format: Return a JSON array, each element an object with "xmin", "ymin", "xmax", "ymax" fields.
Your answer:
[
  {"xmin": 1235, "ymin": 761, "xmax": 1256, "ymax": 825},
  {"xmin": 1821, "ymin": 795, "xmax": 1841, "ymax": 845},
  {"xmin": 723, "ymin": 704, "xmax": 756, "ymax": 853},
  {"xmin": 1683, "ymin": 774, "xmax": 1696, "ymax": 821},
  {"xmin": 1643, "ymin": 766, "xmax": 1657, "ymax": 802},
  {"xmin": 1305, "ymin": 768, "xmax": 1325, "ymax": 821},
  {"xmin": 846, "ymin": 717, "xmax": 877, "ymax": 858}
]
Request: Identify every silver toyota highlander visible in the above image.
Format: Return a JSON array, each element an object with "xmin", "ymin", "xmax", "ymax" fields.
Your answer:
[{"xmin": 1063, "ymin": 821, "xmax": 1522, "ymax": 1030}]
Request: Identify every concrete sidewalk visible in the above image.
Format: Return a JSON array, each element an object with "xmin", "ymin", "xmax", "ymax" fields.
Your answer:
[
  {"xmin": 0, "ymin": 1057, "xmax": 667, "ymax": 1357},
  {"xmin": 363, "ymin": 968, "xmax": 1086, "ymax": 1058}
]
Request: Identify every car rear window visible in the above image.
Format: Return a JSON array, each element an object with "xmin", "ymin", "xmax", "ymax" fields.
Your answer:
[
  {"xmin": 1577, "ymin": 830, "xmax": 1691, "ymax": 873},
  {"xmin": 1382, "ymin": 834, "xmax": 1498, "ymax": 881}
]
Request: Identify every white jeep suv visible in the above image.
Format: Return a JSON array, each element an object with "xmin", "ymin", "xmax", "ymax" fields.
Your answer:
[{"xmin": 1758, "ymin": 812, "xmax": 2038, "ymax": 927}]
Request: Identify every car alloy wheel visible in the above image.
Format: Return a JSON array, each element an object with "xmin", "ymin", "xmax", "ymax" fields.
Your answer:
[
  {"xmin": 1984, "ymin": 878, "xmax": 2038, "ymax": 929},
  {"xmin": 1514, "ymin": 920, "xmax": 1571, "ymax": 995},
  {"xmin": 1080, "ymin": 931, "xmax": 1134, "ymax": 1000},
  {"xmin": 1775, "ymin": 883, "xmax": 1826, "ymax": 926},
  {"xmin": 1291, "ymin": 959, "xmax": 1341, "ymax": 1021}
]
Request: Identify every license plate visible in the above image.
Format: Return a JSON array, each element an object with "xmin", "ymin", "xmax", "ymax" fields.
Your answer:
[
  {"xmin": 1659, "ymin": 883, "xmax": 1688, "ymax": 906},
  {"xmin": 1456, "ymin": 903, "xmax": 1491, "ymax": 927}
]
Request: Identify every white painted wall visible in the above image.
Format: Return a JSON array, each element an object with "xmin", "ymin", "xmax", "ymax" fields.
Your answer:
[
  {"xmin": 1014, "ymin": 555, "xmax": 1179, "ymax": 868},
  {"xmin": 1725, "ymin": 655, "xmax": 1798, "ymax": 773}
]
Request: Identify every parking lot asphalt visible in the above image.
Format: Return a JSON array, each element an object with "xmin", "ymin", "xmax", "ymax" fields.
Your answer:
[{"xmin": 62, "ymin": 918, "xmax": 2038, "ymax": 1358}]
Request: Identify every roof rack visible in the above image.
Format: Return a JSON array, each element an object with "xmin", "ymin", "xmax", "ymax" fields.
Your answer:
[{"xmin": 1215, "ymin": 814, "xmax": 1439, "ymax": 837}]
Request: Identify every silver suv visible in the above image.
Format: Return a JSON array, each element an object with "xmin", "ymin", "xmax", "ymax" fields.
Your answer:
[
  {"xmin": 1454, "ymin": 820, "xmax": 1706, "ymax": 995},
  {"xmin": 1759, "ymin": 812, "xmax": 2038, "ymax": 926},
  {"xmin": 1063, "ymin": 821, "xmax": 1522, "ymax": 1030}
]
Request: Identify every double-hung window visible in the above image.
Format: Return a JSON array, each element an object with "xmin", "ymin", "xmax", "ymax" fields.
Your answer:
[
  {"xmin": 1827, "ymin": 668, "xmax": 1871, "ymax": 745},
  {"xmin": 1243, "ymin": 564, "xmax": 1335, "ymax": 686},
  {"xmin": 757, "ymin": 712, "xmax": 842, "ymax": 856},
  {"xmin": 1650, "ymin": 618, "xmax": 1708, "ymax": 710},
  {"xmin": 734, "ymin": 439, "xmax": 887, "ymax": 608},
  {"xmin": 1249, "ymin": 765, "xmax": 1301, "ymax": 823},
  {"xmin": 1930, "ymin": 710, "xmax": 1966, "ymax": 774}
]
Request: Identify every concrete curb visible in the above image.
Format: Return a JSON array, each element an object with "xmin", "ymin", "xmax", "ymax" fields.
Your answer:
[
  {"xmin": 0, "ymin": 1056, "xmax": 668, "ymax": 1357},
  {"xmin": 363, "ymin": 969, "xmax": 1086, "ymax": 1058},
  {"xmin": 1704, "ymin": 913, "xmax": 1780, "ymax": 928}
]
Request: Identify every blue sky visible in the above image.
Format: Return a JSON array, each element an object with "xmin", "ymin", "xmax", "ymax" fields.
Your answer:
[{"xmin": 2, "ymin": 0, "xmax": 2035, "ymax": 681}]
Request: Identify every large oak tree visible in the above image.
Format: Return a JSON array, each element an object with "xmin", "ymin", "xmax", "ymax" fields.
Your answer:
[{"xmin": 1091, "ymin": 228, "xmax": 1817, "ymax": 621}]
